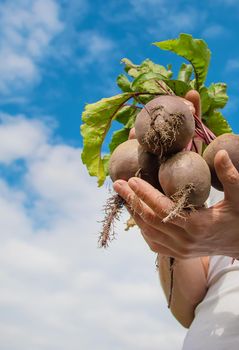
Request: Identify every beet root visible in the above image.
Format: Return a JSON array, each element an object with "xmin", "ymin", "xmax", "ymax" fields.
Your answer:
[
  {"xmin": 99, "ymin": 194, "xmax": 125, "ymax": 248},
  {"xmin": 101, "ymin": 139, "xmax": 161, "ymax": 247},
  {"xmin": 102, "ymin": 139, "xmax": 139, "ymax": 247},
  {"xmin": 109, "ymin": 139, "xmax": 139, "ymax": 182},
  {"xmin": 137, "ymin": 144, "xmax": 162, "ymax": 190},
  {"xmin": 159, "ymin": 151, "xmax": 211, "ymax": 222},
  {"xmin": 109, "ymin": 139, "xmax": 161, "ymax": 188},
  {"xmin": 134, "ymin": 95, "xmax": 195, "ymax": 157},
  {"xmin": 203, "ymin": 133, "xmax": 239, "ymax": 191}
]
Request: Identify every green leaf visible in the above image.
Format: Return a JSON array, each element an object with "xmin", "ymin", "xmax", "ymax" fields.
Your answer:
[
  {"xmin": 163, "ymin": 79, "xmax": 191, "ymax": 97},
  {"xmin": 81, "ymin": 93, "xmax": 133, "ymax": 186},
  {"xmin": 200, "ymin": 86, "xmax": 212, "ymax": 115},
  {"xmin": 140, "ymin": 59, "xmax": 173, "ymax": 78},
  {"xmin": 115, "ymin": 105, "xmax": 139, "ymax": 125},
  {"xmin": 207, "ymin": 83, "xmax": 228, "ymax": 110},
  {"xmin": 131, "ymin": 72, "xmax": 171, "ymax": 94},
  {"xmin": 121, "ymin": 58, "xmax": 139, "ymax": 78},
  {"xmin": 110, "ymin": 105, "xmax": 139, "ymax": 153},
  {"xmin": 189, "ymin": 79, "xmax": 197, "ymax": 89},
  {"xmin": 117, "ymin": 74, "xmax": 132, "ymax": 92},
  {"xmin": 102, "ymin": 154, "xmax": 110, "ymax": 176},
  {"xmin": 121, "ymin": 58, "xmax": 137, "ymax": 73},
  {"xmin": 200, "ymin": 83, "xmax": 229, "ymax": 116},
  {"xmin": 204, "ymin": 111, "xmax": 232, "ymax": 136},
  {"xmin": 154, "ymin": 33, "xmax": 211, "ymax": 89},
  {"xmin": 121, "ymin": 58, "xmax": 172, "ymax": 79},
  {"xmin": 109, "ymin": 128, "xmax": 130, "ymax": 153},
  {"xmin": 81, "ymin": 35, "xmax": 233, "ymax": 185},
  {"xmin": 132, "ymin": 73, "xmax": 190, "ymax": 97},
  {"xmin": 177, "ymin": 63, "xmax": 193, "ymax": 83}
]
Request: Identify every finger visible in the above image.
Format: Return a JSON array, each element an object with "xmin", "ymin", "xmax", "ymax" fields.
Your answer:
[
  {"xmin": 114, "ymin": 180, "xmax": 185, "ymax": 234},
  {"xmin": 128, "ymin": 177, "xmax": 173, "ymax": 216},
  {"xmin": 185, "ymin": 90, "xmax": 202, "ymax": 154},
  {"xmin": 214, "ymin": 149, "xmax": 239, "ymax": 202},
  {"xmin": 133, "ymin": 213, "xmax": 186, "ymax": 258},
  {"xmin": 113, "ymin": 179, "xmax": 158, "ymax": 221},
  {"xmin": 127, "ymin": 177, "xmax": 185, "ymax": 227},
  {"xmin": 128, "ymin": 128, "xmax": 136, "ymax": 140},
  {"xmin": 184, "ymin": 90, "xmax": 201, "ymax": 119},
  {"xmin": 132, "ymin": 210, "xmax": 185, "ymax": 245}
]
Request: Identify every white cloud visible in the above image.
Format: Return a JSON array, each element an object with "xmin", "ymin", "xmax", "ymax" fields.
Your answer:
[
  {"xmin": 163, "ymin": 9, "xmax": 197, "ymax": 33},
  {"xmin": 0, "ymin": 0, "xmax": 63, "ymax": 95},
  {"xmin": 129, "ymin": 0, "xmax": 166, "ymax": 15},
  {"xmin": 0, "ymin": 115, "xmax": 187, "ymax": 349},
  {"xmin": 0, "ymin": 0, "xmax": 118, "ymax": 87},
  {"xmin": 202, "ymin": 24, "xmax": 228, "ymax": 38},
  {"xmin": 0, "ymin": 113, "xmax": 50, "ymax": 163},
  {"xmin": 129, "ymin": 1, "xmax": 206, "ymax": 36},
  {"xmin": 0, "ymin": 180, "xmax": 32, "ymax": 241},
  {"xmin": 77, "ymin": 30, "xmax": 116, "ymax": 68},
  {"xmin": 0, "ymin": 239, "xmax": 67, "ymax": 275},
  {"xmin": 0, "ymin": 51, "xmax": 39, "ymax": 93},
  {"xmin": 226, "ymin": 59, "xmax": 239, "ymax": 71}
]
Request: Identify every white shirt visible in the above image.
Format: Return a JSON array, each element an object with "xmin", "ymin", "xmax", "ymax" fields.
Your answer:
[{"xmin": 182, "ymin": 188, "xmax": 239, "ymax": 349}]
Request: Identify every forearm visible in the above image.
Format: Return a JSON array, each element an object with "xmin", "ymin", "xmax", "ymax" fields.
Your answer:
[{"xmin": 158, "ymin": 255, "xmax": 208, "ymax": 328}]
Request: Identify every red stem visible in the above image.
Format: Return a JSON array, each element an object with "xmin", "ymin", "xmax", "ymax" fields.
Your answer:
[{"xmin": 193, "ymin": 113, "xmax": 216, "ymax": 145}]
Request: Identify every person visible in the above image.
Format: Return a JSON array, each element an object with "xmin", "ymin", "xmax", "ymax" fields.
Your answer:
[{"xmin": 113, "ymin": 91, "xmax": 239, "ymax": 349}]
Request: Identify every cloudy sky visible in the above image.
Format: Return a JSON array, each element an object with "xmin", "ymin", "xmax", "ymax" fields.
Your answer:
[{"xmin": 1, "ymin": 0, "xmax": 239, "ymax": 349}]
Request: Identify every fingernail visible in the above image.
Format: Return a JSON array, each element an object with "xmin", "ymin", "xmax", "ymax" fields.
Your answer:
[
  {"xmin": 113, "ymin": 180, "xmax": 124, "ymax": 191},
  {"xmin": 220, "ymin": 150, "xmax": 231, "ymax": 167},
  {"xmin": 128, "ymin": 178, "xmax": 138, "ymax": 190}
]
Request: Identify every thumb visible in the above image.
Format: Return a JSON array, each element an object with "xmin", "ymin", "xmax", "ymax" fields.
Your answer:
[
  {"xmin": 184, "ymin": 90, "xmax": 202, "ymax": 154},
  {"xmin": 214, "ymin": 149, "xmax": 239, "ymax": 202},
  {"xmin": 184, "ymin": 90, "xmax": 201, "ymax": 119},
  {"xmin": 128, "ymin": 127, "xmax": 136, "ymax": 140}
]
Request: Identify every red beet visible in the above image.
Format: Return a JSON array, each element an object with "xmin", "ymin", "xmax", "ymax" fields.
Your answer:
[
  {"xmin": 109, "ymin": 139, "xmax": 161, "ymax": 188},
  {"xmin": 203, "ymin": 133, "xmax": 239, "ymax": 191},
  {"xmin": 134, "ymin": 95, "xmax": 195, "ymax": 157},
  {"xmin": 159, "ymin": 151, "xmax": 211, "ymax": 222}
]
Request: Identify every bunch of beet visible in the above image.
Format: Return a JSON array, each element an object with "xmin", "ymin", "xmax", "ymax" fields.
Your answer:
[{"xmin": 99, "ymin": 93, "xmax": 239, "ymax": 249}]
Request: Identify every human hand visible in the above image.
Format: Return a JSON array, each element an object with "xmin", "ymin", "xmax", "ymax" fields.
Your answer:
[
  {"xmin": 113, "ymin": 148, "xmax": 239, "ymax": 259},
  {"xmin": 113, "ymin": 90, "xmax": 239, "ymax": 259}
]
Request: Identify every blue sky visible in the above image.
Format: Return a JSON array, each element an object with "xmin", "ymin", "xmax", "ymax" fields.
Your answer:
[
  {"xmin": 1, "ymin": 1, "xmax": 239, "ymax": 349},
  {"xmin": 2, "ymin": 0, "xmax": 239, "ymax": 145}
]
